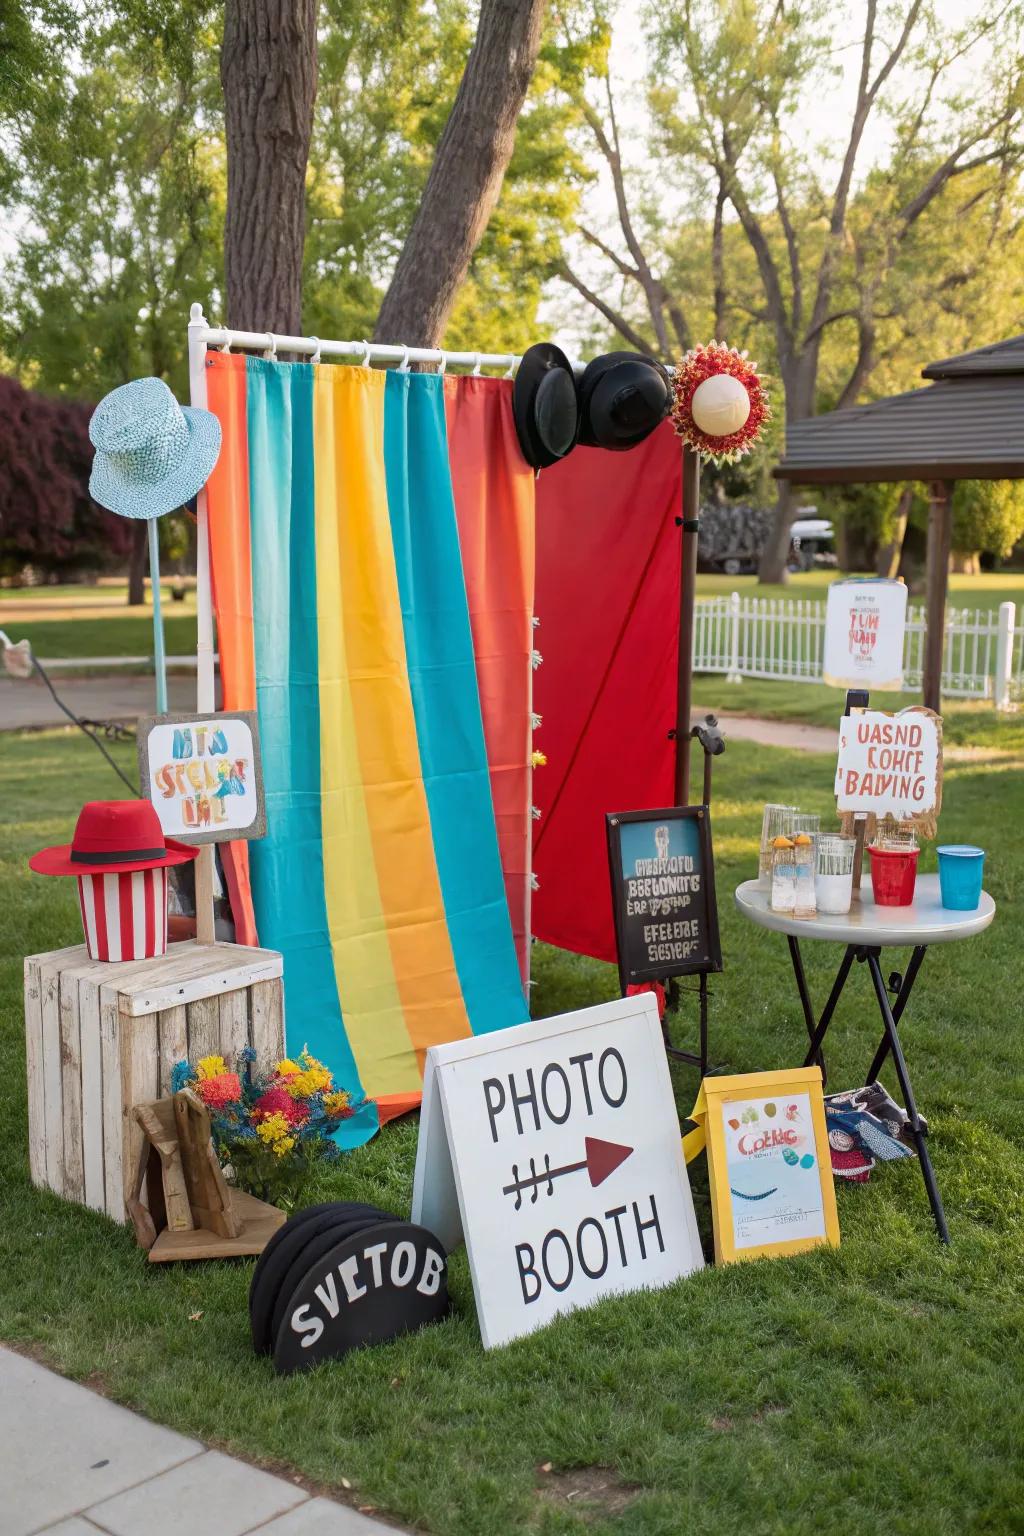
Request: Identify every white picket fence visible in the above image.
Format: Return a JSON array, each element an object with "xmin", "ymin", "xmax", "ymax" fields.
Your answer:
[{"xmin": 694, "ymin": 592, "xmax": 1023, "ymax": 708}]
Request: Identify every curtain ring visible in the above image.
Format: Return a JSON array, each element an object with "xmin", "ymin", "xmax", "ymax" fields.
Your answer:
[
  {"xmin": 398, "ymin": 344, "xmax": 411, "ymax": 374},
  {"xmin": 504, "ymin": 356, "xmax": 516, "ymax": 379},
  {"xmin": 309, "ymin": 336, "xmax": 321, "ymax": 365},
  {"xmin": 264, "ymin": 332, "xmax": 277, "ymax": 360},
  {"xmin": 218, "ymin": 322, "xmax": 231, "ymax": 354},
  {"xmin": 360, "ymin": 340, "xmax": 372, "ymax": 368},
  {"xmin": 436, "ymin": 352, "xmax": 447, "ymax": 376},
  {"xmin": 472, "ymin": 352, "xmax": 482, "ymax": 376}
]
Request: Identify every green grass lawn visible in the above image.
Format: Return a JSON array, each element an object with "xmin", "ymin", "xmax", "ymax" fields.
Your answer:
[
  {"xmin": 5, "ymin": 571, "xmax": 1021, "ymax": 663},
  {"xmin": 2, "ymin": 728, "xmax": 1022, "ymax": 1532},
  {"xmin": 691, "ymin": 680, "xmax": 1024, "ymax": 752},
  {"xmin": 695, "ymin": 568, "xmax": 1024, "ymax": 612},
  {"xmin": 0, "ymin": 585, "xmax": 198, "ymax": 660}
]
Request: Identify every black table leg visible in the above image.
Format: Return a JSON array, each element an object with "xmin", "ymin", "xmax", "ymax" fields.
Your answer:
[
  {"xmin": 787, "ymin": 935, "xmax": 826, "ymax": 1080},
  {"xmin": 865, "ymin": 944, "xmax": 928, "ymax": 1084},
  {"xmin": 863, "ymin": 947, "xmax": 949, "ymax": 1245},
  {"xmin": 802, "ymin": 944, "xmax": 857, "ymax": 1075}
]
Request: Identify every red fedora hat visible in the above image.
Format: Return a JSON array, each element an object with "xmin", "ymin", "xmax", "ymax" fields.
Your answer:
[{"xmin": 29, "ymin": 800, "xmax": 199, "ymax": 878}]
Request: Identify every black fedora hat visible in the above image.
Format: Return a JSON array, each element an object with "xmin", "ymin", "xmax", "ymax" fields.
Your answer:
[
  {"xmin": 578, "ymin": 351, "xmax": 671, "ymax": 450},
  {"xmin": 512, "ymin": 343, "xmax": 580, "ymax": 470}
]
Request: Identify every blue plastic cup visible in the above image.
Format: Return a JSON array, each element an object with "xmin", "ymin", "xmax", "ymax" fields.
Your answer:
[{"xmin": 937, "ymin": 845, "xmax": 985, "ymax": 910}]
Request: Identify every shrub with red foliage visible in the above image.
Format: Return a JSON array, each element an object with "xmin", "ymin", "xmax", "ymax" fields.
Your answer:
[{"xmin": 0, "ymin": 374, "xmax": 134, "ymax": 578}]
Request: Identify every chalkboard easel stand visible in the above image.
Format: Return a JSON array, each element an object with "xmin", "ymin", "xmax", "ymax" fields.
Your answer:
[{"xmin": 664, "ymin": 974, "xmax": 709, "ymax": 1076}]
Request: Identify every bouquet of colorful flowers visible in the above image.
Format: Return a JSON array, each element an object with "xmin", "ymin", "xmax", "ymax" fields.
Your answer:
[{"xmin": 171, "ymin": 1047, "xmax": 367, "ymax": 1212}]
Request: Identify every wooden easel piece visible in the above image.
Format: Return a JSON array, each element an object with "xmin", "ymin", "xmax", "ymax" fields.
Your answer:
[
  {"xmin": 128, "ymin": 1088, "xmax": 285, "ymax": 1261},
  {"xmin": 173, "ymin": 1087, "xmax": 239, "ymax": 1239},
  {"xmin": 134, "ymin": 1100, "xmax": 193, "ymax": 1232}
]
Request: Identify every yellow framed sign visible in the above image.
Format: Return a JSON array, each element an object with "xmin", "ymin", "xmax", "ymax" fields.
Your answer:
[{"xmin": 684, "ymin": 1067, "xmax": 839, "ymax": 1264}]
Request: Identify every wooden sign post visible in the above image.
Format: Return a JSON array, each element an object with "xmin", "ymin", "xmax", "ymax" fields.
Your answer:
[{"xmin": 411, "ymin": 994, "xmax": 704, "ymax": 1349}]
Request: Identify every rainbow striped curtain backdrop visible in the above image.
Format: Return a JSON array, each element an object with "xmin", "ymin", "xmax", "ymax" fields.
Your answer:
[{"xmin": 204, "ymin": 355, "xmax": 534, "ymax": 1145}]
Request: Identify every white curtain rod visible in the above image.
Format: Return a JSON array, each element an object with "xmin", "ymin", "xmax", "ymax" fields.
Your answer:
[{"xmin": 187, "ymin": 302, "xmax": 588, "ymax": 376}]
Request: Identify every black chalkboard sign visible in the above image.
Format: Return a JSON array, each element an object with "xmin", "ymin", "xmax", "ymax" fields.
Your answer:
[{"xmin": 606, "ymin": 805, "xmax": 722, "ymax": 991}]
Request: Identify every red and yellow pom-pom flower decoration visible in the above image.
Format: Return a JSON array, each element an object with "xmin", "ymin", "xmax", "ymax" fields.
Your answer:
[{"xmin": 670, "ymin": 341, "xmax": 770, "ymax": 464}]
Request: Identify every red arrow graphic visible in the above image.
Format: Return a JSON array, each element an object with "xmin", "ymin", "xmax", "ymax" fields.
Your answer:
[
  {"xmin": 584, "ymin": 1136, "xmax": 633, "ymax": 1186},
  {"xmin": 502, "ymin": 1138, "xmax": 634, "ymax": 1207}
]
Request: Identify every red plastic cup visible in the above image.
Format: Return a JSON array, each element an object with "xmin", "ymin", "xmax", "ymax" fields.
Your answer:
[{"xmin": 868, "ymin": 845, "xmax": 919, "ymax": 906}]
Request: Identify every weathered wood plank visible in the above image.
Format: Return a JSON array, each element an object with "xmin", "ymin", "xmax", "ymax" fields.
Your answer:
[
  {"xmin": 219, "ymin": 988, "xmax": 249, "ymax": 1067},
  {"xmin": 39, "ymin": 957, "xmax": 65, "ymax": 1194},
  {"xmin": 249, "ymin": 979, "xmax": 285, "ymax": 1069},
  {"xmin": 124, "ymin": 1011, "xmax": 159, "ymax": 1198},
  {"xmin": 126, "ymin": 951, "xmax": 283, "ymax": 1017},
  {"xmin": 158, "ymin": 1006, "xmax": 188, "ymax": 1095},
  {"xmin": 58, "ymin": 970, "xmax": 85, "ymax": 1203},
  {"xmin": 99, "ymin": 987, "xmax": 124, "ymax": 1220},
  {"xmin": 23, "ymin": 958, "xmax": 47, "ymax": 1190},
  {"xmin": 77, "ymin": 974, "xmax": 105, "ymax": 1213},
  {"xmin": 186, "ymin": 994, "xmax": 221, "ymax": 1062},
  {"xmin": 122, "ymin": 933, "xmax": 287, "ymax": 1019}
]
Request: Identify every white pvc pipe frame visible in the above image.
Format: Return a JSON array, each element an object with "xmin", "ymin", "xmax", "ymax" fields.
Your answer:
[{"xmin": 187, "ymin": 300, "xmax": 586, "ymax": 714}]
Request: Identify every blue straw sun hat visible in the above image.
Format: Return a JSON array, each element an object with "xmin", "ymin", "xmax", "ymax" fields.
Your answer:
[{"xmin": 89, "ymin": 377, "xmax": 222, "ymax": 520}]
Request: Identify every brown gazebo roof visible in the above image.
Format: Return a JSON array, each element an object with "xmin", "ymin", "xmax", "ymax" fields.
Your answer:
[
  {"xmin": 775, "ymin": 334, "xmax": 1024, "ymax": 484},
  {"xmin": 922, "ymin": 333, "xmax": 1024, "ymax": 379}
]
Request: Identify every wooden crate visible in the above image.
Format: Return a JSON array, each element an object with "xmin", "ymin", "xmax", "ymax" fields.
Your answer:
[{"xmin": 23, "ymin": 940, "xmax": 284, "ymax": 1223}]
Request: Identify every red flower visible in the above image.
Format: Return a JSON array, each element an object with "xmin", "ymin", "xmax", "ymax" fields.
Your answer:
[
  {"xmin": 254, "ymin": 1087, "xmax": 308, "ymax": 1125},
  {"xmin": 197, "ymin": 1073, "xmax": 242, "ymax": 1109}
]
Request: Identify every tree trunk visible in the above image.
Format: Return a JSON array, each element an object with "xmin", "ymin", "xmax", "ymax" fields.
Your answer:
[
  {"xmin": 758, "ymin": 481, "xmax": 798, "ymax": 583},
  {"xmin": 950, "ymin": 550, "xmax": 980, "ymax": 574},
  {"xmin": 221, "ymin": 0, "xmax": 318, "ymax": 335},
  {"xmin": 127, "ymin": 521, "xmax": 148, "ymax": 606},
  {"xmin": 875, "ymin": 486, "xmax": 912, "ymax": 577},
  {"xmin": 373, "ymin": 0, "xmax": 547, "ymax": 348},
  {"xmin": 758, "ymin": 362, "xmax": 817, "ymax": 583}
]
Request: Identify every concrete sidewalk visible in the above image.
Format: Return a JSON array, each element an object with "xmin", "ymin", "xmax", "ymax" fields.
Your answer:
[{"xmin": 1, "ymin": 1348, "xmax": 400, "ymax": 1536}]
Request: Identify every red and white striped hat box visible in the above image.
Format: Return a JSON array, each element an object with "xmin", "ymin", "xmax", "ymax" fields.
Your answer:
[{"xmin": 76, "ymin": 867, "xmax": 169, "ymax": 962}]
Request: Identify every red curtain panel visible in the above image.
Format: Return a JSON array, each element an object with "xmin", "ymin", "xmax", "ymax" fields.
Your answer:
[
  {"xmin": 532, "ymin": 421, "xmax": 682, "ymax": 962},
  {"xmin": 444, "ymin": 376, "xmax": 536, "ymax": 989}
]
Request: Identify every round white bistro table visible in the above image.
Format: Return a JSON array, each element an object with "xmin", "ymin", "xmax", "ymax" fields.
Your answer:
[{"xmin": 735, "ymin": 873, "xmax": 995, "ymax": 1244}]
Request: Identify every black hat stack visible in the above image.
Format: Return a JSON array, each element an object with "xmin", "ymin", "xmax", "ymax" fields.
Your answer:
[
  {"xmin": 250, "ymin": 1200, "xmax": 450, "ymax": 1373},
  {"xmin": 512, "ymin": 345, "xmax": 670, "ymax": 469}
]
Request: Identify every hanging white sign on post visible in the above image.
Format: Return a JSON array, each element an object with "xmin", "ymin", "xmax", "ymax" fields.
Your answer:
[
  {"xmin": 823, "ymin": 578, "xmax": 908, "ymax": 691},
  {"xmin": 412, "ymin": 995, "xmax": 704, "ymax": 1350}
]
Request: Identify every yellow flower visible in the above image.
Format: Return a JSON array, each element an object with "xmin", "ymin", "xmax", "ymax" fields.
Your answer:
[
  {"xmin": 256, "ymin": 1111, "xmax": 292, "ymax": 1147},
  {"xmin": 275, "ymin": 1058, "xmax": 301, "ymax": 1078},
  {"xmin": 284, "ymin": 1050, "xmax": 333, "ymax": 1099},
  {"xmin": 531, "ymin": 749, "xmax": 547, "ymax": 768},
  {"xmin": 323, "ymin": 1089, "xmax": 351, "ymax": 1116},
  {"xmin": 271, "ymin": 1134, "xmax": 296, "ymax": 1157},
  {"xmin": 196, "ymin": 1055, "xmax": 227, "ymax": 1081}
]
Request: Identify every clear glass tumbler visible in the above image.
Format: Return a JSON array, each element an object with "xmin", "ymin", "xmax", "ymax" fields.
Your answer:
[
  {"xmin": 759, "ymin": 804, "xmax": 796, "ymax": 887},
  {"xmin": 815, "ymin": 835, "xmax": 856, "ymax": 915}
]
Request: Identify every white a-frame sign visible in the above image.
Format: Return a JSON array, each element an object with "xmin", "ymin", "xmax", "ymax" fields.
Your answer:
[{"xmin": 412, "ymin": 994, "xmax": 704, "ymax": 1349}]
